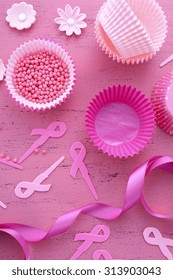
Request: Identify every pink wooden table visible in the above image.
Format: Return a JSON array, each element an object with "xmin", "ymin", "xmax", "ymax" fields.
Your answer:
[{"xmin": 0, "ymin": 0, "xmax": 173, "ymax": 260}]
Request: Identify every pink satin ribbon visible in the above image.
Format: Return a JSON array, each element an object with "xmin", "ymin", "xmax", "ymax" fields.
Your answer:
[
  {"xmin": 71, "ymin": 225, "xmax": 110, "ymax": 260},
  {"xmin": 143, "ymin": 227, "xmax": 173, "ymax": 260},
  {"xmin": 1, "ymin": 155, "xmax": 173, "ymax": 259}
]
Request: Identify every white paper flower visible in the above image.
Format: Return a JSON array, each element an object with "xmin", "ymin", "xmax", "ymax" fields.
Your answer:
[
  {"xmin": 6, "ymin": 2, "xmax": 36, "ymax": 30},
  {"xmin": 0, "ymin": 60, "xmax": 6, "ymax": 81},
  {"xmin": 54, "ymin": 4, "xmax": 87, "ymax": 36}
]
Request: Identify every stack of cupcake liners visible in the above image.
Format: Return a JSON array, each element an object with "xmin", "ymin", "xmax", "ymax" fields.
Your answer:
[
  {"xmin": 96, "ymin": 0, "xmax": 167, "ymax": 64},
  {"xmin": 98, "ymin": 0, "xmax": 155, "ymax": 59}
]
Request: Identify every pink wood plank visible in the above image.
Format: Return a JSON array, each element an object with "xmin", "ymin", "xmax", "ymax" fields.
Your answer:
[{"xmin": 0, "ymin": 0, "xmax": 173, "ymax": 260}]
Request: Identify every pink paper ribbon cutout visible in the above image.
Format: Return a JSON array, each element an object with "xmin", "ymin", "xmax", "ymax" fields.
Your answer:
[
  {"xmin": 70, "ymin": 142, "xmax": 98, "ymax": 200},
  {"xmin": 93, "ymin": 250, "xmax": 113, "ymax": 260},
  {"xmin": 143, "ymin": 227, "xmax": 173, "ymax": 260},
  {"xmin": 0, "ymin": 157, "xmax": 23, "ymax": 170},
  {"xmin": 0, "ymin": 201, "xmax": 6, "ymax": 209},
  {"xmin": 1, "ymin": 155, "xmax": 173, "ymax": 259},
  {"xmin": 160, "ymin": 54, "xmax": 173, "ymax": 68},
  {"xmin": 15, "ymin": 156, "xmax": 65, "ymax": 198},
  {"xmin": 70, "ymin": 225, "xmax": 110, "ymax": 260},
  {"xmin": 18, "ymin": 121, "xmax": 66, "ymax": 164}
]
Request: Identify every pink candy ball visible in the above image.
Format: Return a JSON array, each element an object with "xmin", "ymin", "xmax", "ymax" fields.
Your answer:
[{"xmin": 13, "ymin": 50, "xmax": 70, "ymax": 104}]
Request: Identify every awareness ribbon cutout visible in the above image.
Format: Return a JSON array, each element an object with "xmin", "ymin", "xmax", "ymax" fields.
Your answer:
[
  {"xmin": 15, "ymin": 156, "xmax": 65, "ymax": 198},
  {"xmin": 70, "ymin": 142, "xmax": 98, "ymax": 200},
  {"xmin": 0, "ymin": 201, "xmax": 6, "ymax": 209},
  {"xmin": 93, "ymin": 250, "xmax": 113, "ymax": 260},
  {"xmin": 1, "ymin": 155, "xmax": 173, "ymax": 259},
  {"xmin": 143, "ymin": 227, "xmax": 173, "ymax": 260},
  {"xmin": 0, "ymin": 157, "xmax": 23, "ymax": 170},
  {"xmin": 18, "ymin": 121, "xmax": 66, "ymax": 164},
  {"xmin": 71, "ymin": 225, "xmax": 111, "ymax": 260},
  {"xmin": 160, "ymin": 54, "xmax": 173, "ymax": 68}
]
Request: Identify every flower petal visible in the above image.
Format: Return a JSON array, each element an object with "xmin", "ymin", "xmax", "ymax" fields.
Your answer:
[
  {"xmin": 72, "ymin": 6, "xmax": 80, "ymax": 17},
  {"xmin": 57, "ymin": 8, "xmax": 68, "ymax": 20},
  {"xmin": 65, "ymin": 4, "xmax": 73, "ymax": 18},
  {"xmin": 76, "ymin": 13, "xmax": 86, "ymax": 22},
  {"xmin": 59, "ymin": 23, "xmax": 68, "ymax": 31},
  {"xmin": 66, "ymin": 26, "xmax": 74, "ymax": 36},
  {"xmin": 77, "ymin": 21, "xmax": 87, "ymax": 29},
  {"xmin": 54, "ymin": 17, "xmax": 66, "ymax": 25},
  {"xmin": 6, "ymin": 2, "xmax": 36, "ymax": 30},
  {"xmin": 73, "ymin": 25, "xmax": 82, "ymax": 35},
  {"xmin": 0, "ymin": 60, "xmax": 6, "ymax": 81}
]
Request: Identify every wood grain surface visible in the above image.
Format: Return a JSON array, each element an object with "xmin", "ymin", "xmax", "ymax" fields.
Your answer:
[{"xmin": 0, "ymin": 0, "xmax": 173, "ymax": 260}]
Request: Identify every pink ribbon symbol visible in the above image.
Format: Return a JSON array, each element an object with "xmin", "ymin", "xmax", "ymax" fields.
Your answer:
[
  {"xmin": 15, "ymin": 156, "xmax": 64, "ymax": 198},
  {"xmin": 18, "ymin": 121, "xmax": 66, "ymax": 164},
  {"xmin": 143, "ymin": 227, "xmax": 173, "ymax": 260},
  {"xmin": 93, "ymin": 250, "xmax": 113, "ymax": 260},
  {"xmin": 71, "ymin": 225, "xmax": 110, "ymax": 260},
  {"xmin": 0, "ymin": 157, "xmax": 23, "ymax": 170},
  {"xmin": 160, "ymin": 54, "xmax": 173, "ymax": 67},
  {"xmin": 0, "ymin": 201, "xmax": 6, "ymax": 209},
  {"xmin": 70, "ymin": 142, "xmax": 98, "ymax": 200}
]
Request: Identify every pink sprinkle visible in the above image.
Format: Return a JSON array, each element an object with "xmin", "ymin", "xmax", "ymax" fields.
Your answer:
[
  {"xmin": 13, "ymin": 158, "xmax": 18, "ymax": 163},
  {"xmin": 0, "ymin": 153, "xmax": 4, "ymax": 158},
  {"xmin": 6, "ymin": 156, "xmax": 10, "ymax": 161},
  {"xmin": 34, "ymin": 149, "xmax": 39, "ymax": 154},
  {"xmin": 13, "ymin": 50, "xmax": 70, "ymax": 104},
  {"xmin": 42, "ymin": 150, "xmax": 47, "ymax": 154}
]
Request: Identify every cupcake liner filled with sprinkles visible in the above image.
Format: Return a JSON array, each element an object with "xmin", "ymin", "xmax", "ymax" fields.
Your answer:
[{"xmin": 6, "ymin": 39, "xmax": 76, "ymax": 111}]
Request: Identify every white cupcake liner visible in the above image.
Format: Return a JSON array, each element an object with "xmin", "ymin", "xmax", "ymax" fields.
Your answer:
[
  {"xmin": 5, "ymin": 38, "xmax": 76, "ymax": 111},
  {"xmin": 128, "ymin": 0, "xmax": 167, "ymax": 52},
  {"xmin": 99, "ymin": 0, "xmax": 155, "ymax": 59},
  {"xmin": 95, "ymin": 0, "xmax": 167, "ymax": 64}
]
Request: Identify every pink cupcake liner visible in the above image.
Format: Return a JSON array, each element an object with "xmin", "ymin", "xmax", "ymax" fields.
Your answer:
[
  {"xmin": 86, "ymin": 85, "xmax": 155, "ymax": 158},
  {"xmin": 98, "ymin": 0, "xmax": 155, "ymax": 59},
  {"xmin": 151, "ymin": 71, "xmax": 173, "ymax": 135},
  {"xmin": 5, "ymin": 39, "xmax": 76, "ymax": 111},
  {"xmin": 95, "ymin": 0, "xmax": 167, "ymax": 64}
]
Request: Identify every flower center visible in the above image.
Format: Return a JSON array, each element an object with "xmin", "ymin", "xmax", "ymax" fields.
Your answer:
[
  {"xmin": 18, "ymin": 13, "xmax": 27, "ymax": 22},
  {"xmin": 67, "ymin": 18, "xmax": 75, "ymax": 26}
]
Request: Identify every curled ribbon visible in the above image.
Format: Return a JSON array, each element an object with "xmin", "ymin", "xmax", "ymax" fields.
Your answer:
[
  {"xmin": 18, "ymin": 121, "xmax": 66, "ymax": 164},
  {"xmin": 70, "ymin": 142, "xmax": 98, "ymax": 200},
  {"xmin": 1, "ymin": 155, "xmax": 173, "ymax": 259},
  {"xmin": 71, "ymin": 225, "xmax": 110, "ymax": 260},
  {"xmin": 143, "ymin": 227, "xmax": 173, "ymax": 260}
]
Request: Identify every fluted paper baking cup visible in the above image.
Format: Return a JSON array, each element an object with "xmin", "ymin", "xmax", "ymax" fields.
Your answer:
[
  {"xmin": 98, "ymin": 0, "xmax": 155, "ymax": 59},
  {"xmin": 86, "ymin": 85, "xmax": 155, "ymax": 158},
  {"xmin": 95, "ymin": 0, "xmax": 167, "ymax": 64},
  {"xmin": 151, "ymin": 71, "xmax": 173, "ymax": 135},
  {"xmin": 6, "ymin": 39, "xmax": 76, "ymax": 111}
]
